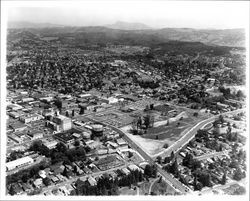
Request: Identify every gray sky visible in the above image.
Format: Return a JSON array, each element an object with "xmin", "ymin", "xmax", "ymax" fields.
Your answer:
[{"xmin": 5, "ymin": 1, "xmax": 249, "ymax": 29}]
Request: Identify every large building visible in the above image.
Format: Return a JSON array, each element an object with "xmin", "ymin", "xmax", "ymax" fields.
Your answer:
[
  {"xmin": 46, "ymin": 111, "xmax": 72, "ymax": 132},
  {"xmin": 6, "ymin": 156, "xmax": 34, "ymax": 171},
  {"xmin": 19, "ymin": 113, "xmax": 44, "ymax": 124}
]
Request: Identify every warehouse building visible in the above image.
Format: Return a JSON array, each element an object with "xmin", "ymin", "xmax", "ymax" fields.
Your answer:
[{"xmin": 6, "ymin": 156, "xmax": 34, "ymax": 171}]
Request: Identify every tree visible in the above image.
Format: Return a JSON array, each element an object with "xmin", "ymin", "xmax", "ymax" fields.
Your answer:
[
  {"xmin": 43, "ymin": 177, "xmax": 51, "ymax": 186},
  {"xmin": 164, "ymin": 156, "xmax": 171, "ymax": 164},
  {"xmin": 171, "ymin": 159, "xmax": 179, "ymax": 177},
  {"xmin": 79, "ymin": 107, "xmax": 85, "ymax": 115},
  {"xmin": 144, "ymin": 165, "xmax": 152, "ymax": 177},
  {"xmin": 163, "ymin": 143, "xmax": 169, "ymax": 149},
  {"xmin": 21, "ymin": 173, "xmax": 29, "ymax": 183},
  {"xmin": 66, "ymin": 111, "xmax": 69, "ymax": 117},
  {"xmin": 219, "ymin": 115, "xmax": 224, "ymax": 123},
  {"xmin": 156, "ymin": 156, "xmax": 162, "ymax": 164},
  {"xmin": 56, "ymin": 142, "xmax": 67, "ymax": 153},
  {"xmin": 221, "ymin": 171, "xmax": 227, "ymax": 185},
  {"xmin": 131, "ymin": 118, "xmax": 139, "ymax": 135},
  {"xmin": 170, "ymin": 151, "xmax": 175, "ymax": 160},
  {"xmin": 9, "ymin": 184, "xmax": 15, "ymax": 196},
  {"xmin": 236, "ymin": 90, "xmax": 244, "ymax": 99},
  {"xmin": 193, "ymin": 112, "xmax": 199, "ymax": 117},
  {"xmin": 233, "ymin": 168, "xmax": 243, "ymax": 181},
  {"xmin": 199, "ymin": 172, "xmax": 212, "ymax": 187},
  {"xmin": 144, "ymin": 105, "xmax": 150, "ymax": 111},
  {"xmin": 143, "ymin": 115, "xmax": 151, "ymax": 129},
  {"xmin": 72, "ymin": 110, "xmax": 75, "ymax": 117},
  {"xmin": 150, "ymin": 104, "xmax": 154, "ymax": 110},
  {"xmin": 137, "ymin": 116, "xmax": 142, "ymax": 129},
  {"xmin": 74, "ymin": 140, "xmax": 80, "ymax": 147}
]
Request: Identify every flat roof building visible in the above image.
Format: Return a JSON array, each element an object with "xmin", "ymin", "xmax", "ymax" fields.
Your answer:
[{"xmin": 6, "ymin": 156, "xmax": 34, "ymax": 171}]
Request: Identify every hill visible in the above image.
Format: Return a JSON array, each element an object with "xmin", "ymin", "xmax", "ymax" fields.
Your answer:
[{"xmin": 105, "ymin": 21, "xmax": 152, "ymax": 30}]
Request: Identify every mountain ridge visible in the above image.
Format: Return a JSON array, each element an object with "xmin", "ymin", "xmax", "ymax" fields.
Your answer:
[{"xmin": 8, "ymin": 21, "xmax": 245, "ymax": 47}]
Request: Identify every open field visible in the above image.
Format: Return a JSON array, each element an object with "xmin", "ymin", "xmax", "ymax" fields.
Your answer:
[
  {"xmin": 143, "ymin": 122, "xmax": 190, "ymax": 140},
  {"xmin": 119, "ymin": 186, "xmax": 137, "ymax": 195},
  {"xmin": 121, "ymin": 125, "xmax": 166, "ymax": 156},
  {"xmin": 151, "ymin": 178, "xmax": 177, "ymax": 195}
]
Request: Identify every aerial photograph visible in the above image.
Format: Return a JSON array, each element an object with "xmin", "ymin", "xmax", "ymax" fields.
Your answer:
[{"xmin": 1, "ymin": 0, "xmax": 249, "ymax": 199}]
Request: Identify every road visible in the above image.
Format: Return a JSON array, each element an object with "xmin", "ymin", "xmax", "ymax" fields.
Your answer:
[
  {"xmin": 89, "ymin": 108, "xmax": 244, "ymax": 194},
  {"xmin": 85, "ymin": 116, "xmax": 190, "ymax": 194},
  {"xmin": 148, "ymin": 177, "xmax": 159, "ymax": 194},
  {"xmin": 153, "ymin": 108, "xmax": 245, "ymax": 159}
]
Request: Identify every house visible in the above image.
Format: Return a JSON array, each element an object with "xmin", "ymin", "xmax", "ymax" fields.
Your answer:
[
  {"xmin": 86, "ymin": 140, "xmax": 100, "ymax": 149},
  {"xmin": 10, "ymin": 183, "xmax": 23, "ymax": 195},
  {"xmin": 116, "ymin": 138, "xmax": 127, "ymax": 146},
  {"xmin": 121, "ymin": 167, "xmax": 130, "ymax": 175},
  {"xmin": 97, "ymin": 149, "xmax": 108, "ymax": 155},
  {"xmin": 50, "ymin": 162, "xmax": 65, "ymax": 175},
  {"xmin": 127, "ymin": 164, "xmax": 140, "ymax": 172},
  {"xmin": 139, "ymin": 161, "xmax": 149, "ymax": 170},
  {"xmin": 38, "ymin": 170, "xmax": 47, "ymax": 179},
  {"xmin": 8, "ymin": 111, "xmax": 22, "ymax": 118},
  {"xmin": 87, "ymin": 176, "xmax": 97, "ymax": 186},
  {"xmin": 107, "ymin": 141, "xmax": 119, "ymax": 149},
  {"xmin": 21, "ymin": 182, "xmax": 32, "ymax": 193},
  {"xmin": 217, "ymin": 102, "xmax": 229, "ymax": 109},
  {"xmin": 59, "ymin": 186, "xmax": 70, "ymax": 195},
  {"xmin": 57, "ymin": 174, "xmax": 66, "ymax": 182},
  {"xmin": 7, "ymin": 103, "xmax": 23, "ymax": 111},
  {"xmin": 184, "ymin": 175, "xmax": 193, "ymax": 184},
  {"xmin": 50, "ymin": 175, "xmax": 60, "ymax": 184},
  {"xmin": 33, "ymin": 178, "xmax": 43, "ymax": 188},
  {"xmin": 22, "ymin": 97, "xmax": 34, "ymax": 103}
]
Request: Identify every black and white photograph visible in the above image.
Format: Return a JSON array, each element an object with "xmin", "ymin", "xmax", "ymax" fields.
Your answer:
[{"xmin": 0, "ymin": 0, "xmax": 249, "ymax": 200}]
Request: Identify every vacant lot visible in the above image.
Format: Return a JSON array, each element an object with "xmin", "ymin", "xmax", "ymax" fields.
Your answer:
[
  {"xmin": 119, "ymin": 186, "xmax": 137, "ymax": 195},
  {"xmin": 151, "ymin": 179, "xmax": 177, "ymax": 195},
  {"xmin": 143, "ymin": 121, "xmax": 190, "ymax": 140}
]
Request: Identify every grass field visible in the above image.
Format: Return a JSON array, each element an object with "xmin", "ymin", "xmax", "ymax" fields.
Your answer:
[
  {"xmin": 119, "ymin": 186, "xmax": 137, "ymax": 195},
  {"xmin": 142, "ymin": 121, "xmax": 190, "ymax": 140},
  {"xmin": 151, "ymin": 179, "xmax": 177, "ymax": 195}
]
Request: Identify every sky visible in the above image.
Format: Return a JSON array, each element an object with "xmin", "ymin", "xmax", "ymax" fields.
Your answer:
[{"xmin": 4, "ymin": 1, "xmax": 250, "ymax": 29}]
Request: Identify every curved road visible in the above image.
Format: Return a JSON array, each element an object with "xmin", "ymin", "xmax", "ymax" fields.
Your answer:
[{"xmin": 85, "ymin": 108, "xmax": 245, "ymax": 194}]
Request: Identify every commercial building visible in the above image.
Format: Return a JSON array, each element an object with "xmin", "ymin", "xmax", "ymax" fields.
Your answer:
[
  {"xmin": 27, "ymin": 130, "xmax": 43, "ymax": 140},
  {"xmin": 46, "ymin": 111, "xmax": 72, "ymax": 132},
  {"xmin": 19, "ymin": 113, "xmax": 44, "ymax": 124},
  {"xmin": 43, "ymin": 140, "xmax": 58, "ymax": 149},
  {"xmin": 6, "ymin": 156, "xmax": 34, "ymax": 171}
]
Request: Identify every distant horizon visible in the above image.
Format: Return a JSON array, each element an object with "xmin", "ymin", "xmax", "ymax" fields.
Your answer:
[
  {"xmin": 4, "ymin": 1, "xmax": 249, "ymax": 30},
  {"xmin": 7, "ymin": 20, "xmax": 246, "ymax": 30}
]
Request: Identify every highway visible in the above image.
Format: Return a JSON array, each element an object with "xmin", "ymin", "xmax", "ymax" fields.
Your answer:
[
  {"xmin": 85, "ymin": 116, "xmax": 191, "ymax": 194},
  {"xmin": 153, "ymin": 108, "xmax": 245, "ymax": 159},
  {"xmin": 81, "ymin": 108, "xmax": 245, "ymax": 194}
]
